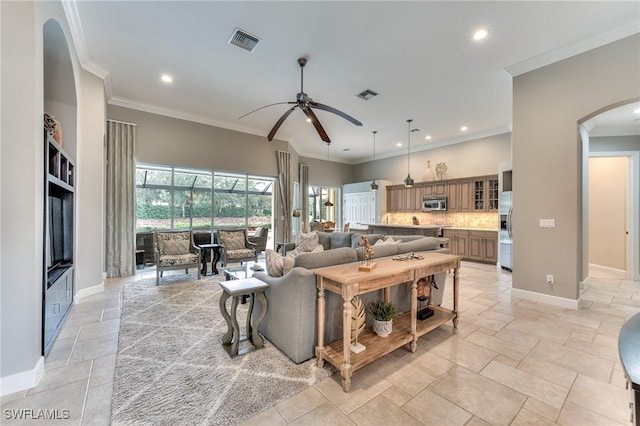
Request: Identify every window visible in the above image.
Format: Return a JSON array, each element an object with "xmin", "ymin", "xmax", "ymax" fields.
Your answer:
[
  {"xmin": 136, "ymin": 165, "xmax": 274, "ymax": 243},
  {"xmin": 308, "ymin": 186, "xmax": 340, "ymax": 225}
]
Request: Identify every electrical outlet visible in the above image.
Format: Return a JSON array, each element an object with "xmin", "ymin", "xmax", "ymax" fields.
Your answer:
[
  {"xmin": 539, "ymin": 219, "xmax": 556, "ymax": 228},
  {"xmin": 546, "ymin": 274, "xmax": 554, "ymax": 284}
]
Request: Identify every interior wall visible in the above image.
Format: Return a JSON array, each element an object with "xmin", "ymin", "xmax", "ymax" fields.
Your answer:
[
  {"xmin": 589, "ymin": 157, "xmax": 627, "ymax": 271},
  {"xmin": 352, "ymin": 133, "xmax": 511, "ymax": 184},
  {"xmin": 512, "ymin": 34, "xmax": 640, "ymax": 302}
]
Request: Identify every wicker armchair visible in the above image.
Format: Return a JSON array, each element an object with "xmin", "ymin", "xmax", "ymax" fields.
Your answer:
[
  {"xmin": 217, "ymin": 228, "xmax": 258, "ymax": 266},
  {"xmin": 248, "ymin": 227, "xmax": 269, "ymax": 255},
  {"xmin": 154, "ymin": 231, "xmax": 201, "ymax": 285}
]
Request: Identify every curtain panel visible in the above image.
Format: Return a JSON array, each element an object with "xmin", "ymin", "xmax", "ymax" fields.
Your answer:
[
  {"xmin": 300, "ymin": 163, "xmax": 309, "ymax": 233},
  {"xmin": 276, "ymin": 150, "xmax": 292, "ymax": 242},
  {"xmin": 106, "ymin": 120, "xmax": 136, "ymax": 277}
]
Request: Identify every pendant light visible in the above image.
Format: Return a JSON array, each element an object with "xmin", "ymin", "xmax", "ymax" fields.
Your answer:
[
  {"xmin": 370, "ymin": 131, "xmax": 379, "ymax": 191},
  {"xmin": 324, "ymin": 143, "xmax": 334, "ymax": 207},
  {"xmin": 404, "ymin": 119, "xmax": 414, "ymax": 188}
]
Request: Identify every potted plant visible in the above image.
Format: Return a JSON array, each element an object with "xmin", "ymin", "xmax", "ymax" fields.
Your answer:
[{"xmin": 367, "ymin": 300, "xmax": 399, "ymax": 337}]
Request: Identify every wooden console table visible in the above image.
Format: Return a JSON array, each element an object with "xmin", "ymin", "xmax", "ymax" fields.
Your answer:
[{"xmin": 314, "ymin": 252, "xmax": 461, "ymax": 392}]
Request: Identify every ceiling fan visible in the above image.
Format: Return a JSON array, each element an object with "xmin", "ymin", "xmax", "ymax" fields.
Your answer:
[{"xmin": 239, "ymin": 57, "xmax": 363, "ymax": 143}]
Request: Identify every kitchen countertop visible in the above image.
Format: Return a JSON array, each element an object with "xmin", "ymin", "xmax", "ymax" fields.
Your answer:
[
  {"xmin": 365, "ymin": 223, "xmax": 442, "ymax": 229},
  {"xmin": 442, "ymin": 227, "xmax": 499, "ymax": 232}
]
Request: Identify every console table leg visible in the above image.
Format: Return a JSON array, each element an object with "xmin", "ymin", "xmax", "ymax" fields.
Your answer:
[
  {"xmin": 229, "ymin": 296, "xmax": 240, "ymax": 356},
  {"xmin": 252, "ymin": 292, "xmax": 267, "ymax": 348},
  {"xmin": 219, "ymin": 292, "xmax": 233, "ymax": 344},
  {"xmin": 316, "ymin": 281, "xmax": 325, "ymax": 368}
]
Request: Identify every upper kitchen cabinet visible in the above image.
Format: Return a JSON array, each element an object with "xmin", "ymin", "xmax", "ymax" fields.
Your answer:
[
  {"xmin": 472, "ymin": 176, "xmax": 499, "ymax": 211},
  {"xmin": 387, "ymin": 184, "xmax": 406, "ymax": 212}
]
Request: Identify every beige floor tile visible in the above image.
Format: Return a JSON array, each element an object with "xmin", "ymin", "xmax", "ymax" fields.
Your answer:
[
  {"xmin": 64, "ymin": 311, "xmax": 104, "ymax": 328},
  {"xmin": 494, "ymin": 354, "xmax": 520, "ymax": 367},
  {"xmin": 402, "ymin": 388, "xmax": 472, "ymax": 425},
  {"xmin": 581, "ymin": 291, "xmax": 614, "ymax": 305},
  {"xmin": 479, "ymin": 360, "xmax": 568, "ymax": 409},
  {"xmin": 81, "ymin": 382, "xmax": 112, "ymax": 426},
  {"xmin": 428, "ymin": 336, "xmax": 497, "ymax": 372},
  {"xmin": 523, "ymin": 397, "xmax": 560, "ymax": 422},
  {"xmin": 465, "ymin": 329, "xmax": 533, "ymax": 361},
  {"xmin": 242, "ymin": 406, "xmax": 286, "ymax": 426},
  {"xmin": 459, "ymin": 313, "xmax": 510, "ymax": 332},
  {"xmin": 77, "ymin": 318, "xmax": 120, "ymax": 341},
  {"xmin": 0, "ymin": 390, "xmax": 28, "ymax": 404},
  {"xmin": 429, "ymin": 366, "xmax": 526, "ymax": 425},
  {"xmin": 289, "ymin": 401, "xmax": 356, "ymax": 426},
  {"xmin": 501, "ymin": 317, "xmax": 571, "ymax": 344},
  {"xmin": 315, "ymin": 368, "xmax": 391, "ymax": 414},
  {"xmin": 26, "ymin": 360, "xmax": 92, "ymax": 396},
  {"xmin": 479, "ymin": 309, "xmax": 516, "ymax": 323},
  {"xmin": 566, "ymin": 374, "xmax": 631, "ymax": 424},
  {"xmin": 1, "ymin": 379, "xmax": 88, "ymax": 426},
  {"xmin": 464, "ymin": 416, "xmax": 493, "ymax": 426},
  {"xmin": 69, "ymin": 333, "xmax": 118, "ymax": 364},
  {"xmin": 89, "ymin": 354, "xmax": 117, "ymax": 388},
  {"xmin": 349, "ymin": 395, "xmax": 423, "ymax": 426},
  {"xmin": 516, "ymin": 356, "xmax": 577, "ymax": 389},
  {"xmin": 528, "ymin": 340, "xmax": 613, "ymax": 383},
  {"xmin": 557, "ymin": 400, "xmax": 626, "ymax": 426},
  {"xmin": 379, "ymin": 385, "xmax": 412, "ymax": 407},
  {"xmin": 365, "ymin": 355, "xmax": 436, "ymax": 395},
  {"xmin": 274, "ymin": 386, "xmax": 328, "ymax": 423},
  {"xmin": 403, "ymin": 350, "xmax": 456, "ymax": 378},
  {"xmin": 511, "ymin": 408, "xmax": 556, "ymax": 425},
  {"xmin": 564, "ymin": 335, "xmax": 619, "ymax": 361}
]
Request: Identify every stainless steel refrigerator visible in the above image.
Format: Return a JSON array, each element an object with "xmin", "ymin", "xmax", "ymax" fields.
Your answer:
[{"xmin": 499, "ymin": 191, "xmax": 513, "ymax": 271}]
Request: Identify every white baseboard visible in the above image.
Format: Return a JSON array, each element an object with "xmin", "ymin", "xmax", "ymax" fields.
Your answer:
[
  {"xmin": 511, "ymin": 288, "xmax": 579, "ymax": 310},
  {"xmin": 76, "ymin": 282, "xmax": 104, "ymax": 300},
  {"xmin": 589, "ymin": 263, "xmax": 627, "ymax": 278},
  {"xmin": 0, "ymin": 356, "xmax": 44, "ymax": 396}
]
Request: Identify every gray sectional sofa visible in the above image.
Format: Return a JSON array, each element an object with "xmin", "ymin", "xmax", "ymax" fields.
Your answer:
[{"xmin": 252, "ymin": 231, "xmax": 449, "ymax": 363}]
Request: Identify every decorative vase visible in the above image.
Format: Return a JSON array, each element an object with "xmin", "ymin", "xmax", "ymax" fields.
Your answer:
[
  {"xmin": 423, "ymin": 160, "xmax": 435, "ymax": 182},
  {"xmin": 373, "ymin": 319, "xmax": 393, "ymax": 337}
]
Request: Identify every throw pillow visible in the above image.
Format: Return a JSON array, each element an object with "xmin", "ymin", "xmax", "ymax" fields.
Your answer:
[
  {"xmin": 163, "ymin": 239, "xmax": 190, "ymax": 255},
  {"xmin": 265, "ymin": 249, "xmax": 284, "ymax": 277},
  {"xmin": 298, "ymin": 231, "xmax": 320, "ymax": 252}
]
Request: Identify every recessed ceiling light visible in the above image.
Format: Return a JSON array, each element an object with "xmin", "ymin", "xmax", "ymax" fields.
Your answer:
[
  {"xmin": 634, "ymin": 108, "xmax": 640, "ymax": 114},
  {"xmin": 396, "ymin": 143, "xmax": 402, "ymax": 147},
  {"xmin": 473, "ymin": 28, "xmax": 489, "ymax": 41},
  {"xmin": 306, "ymin": 118, "xmax": 312, "ymax": 123},
  {"xmin": 460, "ymin": 126, "xmax": 468, "ymax": 132},
  {"xmin": 161, "ymin": 74, "xmax": 173, "ymax": 83},
  {"xmin": 425, "ymin": 135, "xmax": 432, "ymax": 140}
]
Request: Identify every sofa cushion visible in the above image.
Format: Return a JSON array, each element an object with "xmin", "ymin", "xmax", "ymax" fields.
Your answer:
[
  {"xmin": 329, "ymin": 232, "xmax": 353, "ymax": 249},
  {"xmin": 396, "ymin": 237, "xmax": 440, "ymax": 254},
  {"xmin": 219, "ymin": 231, "xmax": 245, "ymax": 250},
  {"xmin": 357, "ymin": 243, "xmax": 399, "ymax": 260},
  {"xmin": 293, "ymin": 246, "xmax": 357, "ymax": 269},
  {"xmin": 299, "ymin": 231, "xmax": 320, "ymax": 252},
  {"xmin": 316, "ymin": 232, "xmax": 332, "ymax": 251}
]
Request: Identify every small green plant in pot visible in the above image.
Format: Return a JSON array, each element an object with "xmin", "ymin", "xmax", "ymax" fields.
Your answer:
[{"xmin": 367, "ymin": 300, "xmax": 399, "ymax": 337}]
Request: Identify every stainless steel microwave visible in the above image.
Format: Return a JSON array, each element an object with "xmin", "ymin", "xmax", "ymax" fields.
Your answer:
[{"xmin": 422, "ymin": 196, "xmax": 447, "ymax": 212}]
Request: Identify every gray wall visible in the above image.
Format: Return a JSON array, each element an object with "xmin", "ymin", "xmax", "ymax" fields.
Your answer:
[
  {"xmin": 352, "ymin": 133, "xmax": 511, "ymax": 184},
  {"xmin": 512, "ymin": 34, "xmax": 640, "ymax": 301},
  {"xmin": 1, "ymin": 0, "xmax": 106, "ymax": 388}
]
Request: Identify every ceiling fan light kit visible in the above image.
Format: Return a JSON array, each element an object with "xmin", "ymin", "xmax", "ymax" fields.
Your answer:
[
  {"xmin": 240, "ymin": 57, "xmax": 362, "ymax": 143},
  {"xmin": 404, "ymin": 119, "xmax": 414, "ymax": 188}
]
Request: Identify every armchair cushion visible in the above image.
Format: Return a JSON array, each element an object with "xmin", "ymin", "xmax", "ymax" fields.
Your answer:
[
  {"xmin": 159, "ymin": 253, "xmax": 199, "ymax": 266},
  {"xmin": 163, "ymin": 239, "xmax": 190, "ymax": 255},
  {"xmin": 219, "ymin": 231, "xmax": 245, "ymax": 250}
]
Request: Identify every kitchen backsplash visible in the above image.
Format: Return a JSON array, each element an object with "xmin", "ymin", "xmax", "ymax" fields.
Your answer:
[{"xmin": 387, "ymin": 212, "xmax": 499, "ymax": 230}]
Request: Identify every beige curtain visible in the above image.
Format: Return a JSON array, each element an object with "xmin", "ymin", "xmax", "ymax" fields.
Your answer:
[
  {"xmin": 276, "ymin": 150, "xmax": 292, "ymax": 241},
  {"xmin": 106, "ymin": 120, "xmax": 136, "ymax": 277},
  {"xmin": 300, "ymin": 163, "xmax": 309, "ymax": 233}
]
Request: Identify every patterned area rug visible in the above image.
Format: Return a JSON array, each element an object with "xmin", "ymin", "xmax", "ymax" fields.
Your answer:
[{"xmin": 111, "ymin": 274, "xmax": 334, "ymax": 425}]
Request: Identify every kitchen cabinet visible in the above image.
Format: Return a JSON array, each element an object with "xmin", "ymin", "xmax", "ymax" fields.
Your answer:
[
  {"xmin": 385, "ymin": 174, "xmax": 497, "ymax": 213},
  {"xmin": 387, "ymin": 185, "xmax": 406, "ymax": 212},
  {"xmin": 443, "ymin": 229, "xmax": 497, "ymax": 264}
]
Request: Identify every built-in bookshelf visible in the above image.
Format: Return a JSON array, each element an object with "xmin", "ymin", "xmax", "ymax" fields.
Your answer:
[{"xmin": 43, "ymin": 132, "xmax": 75, "ymax": 354}]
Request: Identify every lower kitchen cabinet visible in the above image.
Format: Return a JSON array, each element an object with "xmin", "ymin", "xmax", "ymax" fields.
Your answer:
[{"xmin": 444, "ymin": 229, "xmax": 497, "ymax": 264}]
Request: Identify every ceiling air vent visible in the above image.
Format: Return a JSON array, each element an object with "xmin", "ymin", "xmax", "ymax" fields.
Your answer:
[
  {"xmin": 357, "ymin": 89, "xmax": 378, "ymax": 100},
  {"xmin": 228, "ymin": 28, "xmax": 261, "ymax": 52}
]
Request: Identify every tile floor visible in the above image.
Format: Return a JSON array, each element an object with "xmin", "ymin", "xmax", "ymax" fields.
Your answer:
[{"xmin": 2, "ymin": 262, "xmax": 639, "ymax": 425}]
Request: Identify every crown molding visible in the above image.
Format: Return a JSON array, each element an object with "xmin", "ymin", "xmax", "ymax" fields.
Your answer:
[
  {"xmin": 505, "ymin": 21, "xmax": 640, "ymax": 77},
  {"xmin": 61, "ymin": 0, "xmax": 109, "ymax": 79}
]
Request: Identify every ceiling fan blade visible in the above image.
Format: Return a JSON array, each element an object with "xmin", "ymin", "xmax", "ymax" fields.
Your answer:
[
  {"xmin": 302, "ymin": 106, "xmax": 331, "ymax": 143},
  {"xmin": 309, "ymin": 102, "xmax": 363, "ymax": 126},
  {"xmin": 239, "ymin": 101, "xmax": 296, "ymax": 119},
  {"xmin": 267, "ymin": 106, "xmax": 297, "ymax": 141}
]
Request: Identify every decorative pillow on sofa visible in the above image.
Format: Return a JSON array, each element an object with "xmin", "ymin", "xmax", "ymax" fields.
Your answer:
[
  {"xmin": 374, "ymin": 237, "xmax": 397, "ymax": 246},
  {"xmin": 298, "ymin": 231, "xmax": 320, "ymax": 252},
  {"xmin": 265, "ymin": 245, "xmax": 324, "ymax": 277}
]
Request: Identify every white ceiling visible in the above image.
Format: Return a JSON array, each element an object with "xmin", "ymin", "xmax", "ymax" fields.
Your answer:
[{"xmin": 66, "ymin": 1, "xmax": 640, "ymax": 163}]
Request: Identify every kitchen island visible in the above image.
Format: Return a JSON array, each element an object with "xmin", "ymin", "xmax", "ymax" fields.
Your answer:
[{"xmin": 366, "ymin": 223, "xmax": 442, "ymax": 237}]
